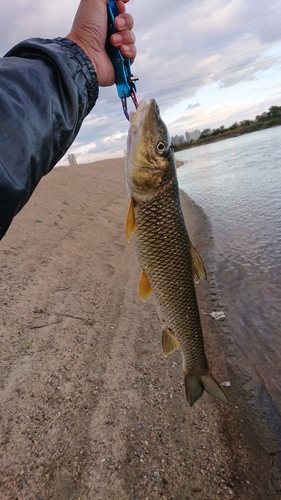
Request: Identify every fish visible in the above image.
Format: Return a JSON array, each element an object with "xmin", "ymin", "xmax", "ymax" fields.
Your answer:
[{"xmin": 124, "ymin": 98, "xmax": 228, "ymax": 407}]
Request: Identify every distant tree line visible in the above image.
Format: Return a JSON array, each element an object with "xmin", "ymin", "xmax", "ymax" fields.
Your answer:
[{"xmin": 172, "ymin": 105, "xmax": 281, "ymax": 151}]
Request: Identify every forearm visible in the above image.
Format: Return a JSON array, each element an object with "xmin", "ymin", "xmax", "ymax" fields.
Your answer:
[{"xmin": 0, "ymin": 37, "xmax": 99, "ymax": 239}]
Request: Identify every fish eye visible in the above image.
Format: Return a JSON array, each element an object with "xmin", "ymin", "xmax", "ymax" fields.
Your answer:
[{"xmin": 156, "ymin": 141, "xmax": 166, "ymax": 154}]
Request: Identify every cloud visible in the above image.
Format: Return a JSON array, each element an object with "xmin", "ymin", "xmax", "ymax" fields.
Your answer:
[
  {"xmin": 0, "ymin": 0, "xmax": 77, "ymax": 56},
  {"xmin": 167, "ymin": 88, "xmax": 281, "ymax": 139},
  {"xmin": 187, "ymin": 103, "xmax": 200, "ymax": 110},
  {"xmin": 219, "ymin": 54, "xmax": 281, "ymax": 87},
  {"xmin": 1, "ymin": 0, "xmax": 281, "ymax": 162}
]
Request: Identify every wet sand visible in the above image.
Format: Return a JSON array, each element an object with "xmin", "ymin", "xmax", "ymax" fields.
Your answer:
[{"xmin": 0, "ymin": 158, "xmax": 280, "ymax": 499}]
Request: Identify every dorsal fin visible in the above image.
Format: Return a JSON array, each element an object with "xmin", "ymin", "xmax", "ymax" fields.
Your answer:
[{"xmin": 190, "ymin": 244, "xmax": 207, "ymax": 283}]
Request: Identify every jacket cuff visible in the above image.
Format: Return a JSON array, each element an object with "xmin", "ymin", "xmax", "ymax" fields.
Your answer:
[
  {"xmin": 52, "ymin": 37, "xmax": 99, "ymax": 114},
  {"xmin": 5, "ymin": 37, "xmax": 99, "ymax": 116}
]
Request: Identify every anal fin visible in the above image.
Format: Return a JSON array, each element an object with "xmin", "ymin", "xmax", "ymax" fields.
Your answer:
[{"xmin": 162, "ymin": 326, "xmax": 179, "ymax": 357}]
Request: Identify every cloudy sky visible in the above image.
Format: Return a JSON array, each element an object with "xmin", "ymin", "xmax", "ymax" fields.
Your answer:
[{"xmin": 1, "ymin": 0, "xmax": 281, "ymax": 164}]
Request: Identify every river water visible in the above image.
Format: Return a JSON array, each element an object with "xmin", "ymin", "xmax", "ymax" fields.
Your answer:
[{"xmin": 176, "ymin": 127, "xmax": 281, "ymax": 442}]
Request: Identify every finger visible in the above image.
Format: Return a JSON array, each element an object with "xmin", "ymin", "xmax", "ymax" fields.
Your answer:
[
  {"xmin": 116, "ymin": 0, "xmax": 126, "ymax": 13},
  {"xmin": 120, "ymin": 43, "xmax": 137, "ymax": 64},
  {"xmin": 111, "ymin": 29, "xmax": 136, "ymax": 47},
  {"xmin": 114, "ymin": 13, "xmax": 134, "ymax": 31}
]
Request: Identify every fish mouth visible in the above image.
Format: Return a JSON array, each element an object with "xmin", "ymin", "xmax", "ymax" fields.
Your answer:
[
  {"xmin": 127, "ymin": 100, "xmax": 149, "ymax": 152},
  {"xmin": 127, "ymin": 99, "xmax": 159, "ymax": 153},
  {"xmin": 129, "ymin": 99, "xmax": 152, "ymax": 127}
]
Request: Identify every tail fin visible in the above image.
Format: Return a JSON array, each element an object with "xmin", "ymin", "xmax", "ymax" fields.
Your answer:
[{"xmin": 184, "ymin": 370, "xmax": 228, "ymax": 407}]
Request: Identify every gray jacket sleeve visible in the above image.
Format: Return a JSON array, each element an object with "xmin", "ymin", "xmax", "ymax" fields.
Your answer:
[{"xmin": 0, "ymin": 37, "xmax": 99, "ymax": 239}]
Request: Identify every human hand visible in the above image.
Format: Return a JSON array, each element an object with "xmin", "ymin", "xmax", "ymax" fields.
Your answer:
[{"xmin": 66, "ymin": 0, "xmax": 136, "ymax": 87}]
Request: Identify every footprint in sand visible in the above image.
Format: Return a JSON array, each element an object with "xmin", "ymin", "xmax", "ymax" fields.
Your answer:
[{"xmin": 100, "ymin": 262, "xmax": 115, "ymax": 277}]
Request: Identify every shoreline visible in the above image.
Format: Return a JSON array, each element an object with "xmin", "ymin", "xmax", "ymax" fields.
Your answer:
[
  {"xmin": 173, "ymin": 122, "xmax": 281, "ymax": 152},
  {"xmin": 0, "ymin": 158, "xmax": 279, "ymax": 498}
]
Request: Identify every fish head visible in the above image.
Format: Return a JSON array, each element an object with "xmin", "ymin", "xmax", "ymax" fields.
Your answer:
[{"xmin": 125, "ymin": 99, "xmax": 175, "ymax": 198}]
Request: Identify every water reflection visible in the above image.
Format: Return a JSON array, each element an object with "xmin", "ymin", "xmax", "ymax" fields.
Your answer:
[{"xmin": 176, "ymin": 127, "xmax": 281, "ymax": 440}]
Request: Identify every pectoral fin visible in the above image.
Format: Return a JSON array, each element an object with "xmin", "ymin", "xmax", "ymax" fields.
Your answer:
[
  {"xmin": 138, "ymin": 270, "xmax": 153, "ymax": 301},
  {"xmin": 162, "ymin": 326, "xmax": 179, "ymax": 357},
  {"xmin": 190, "ymin": 244, "xmax": 207, "ymax": 283},
  {"xmin": 125, "ymin": 197, "xmax": 136, "ymax": 243}
]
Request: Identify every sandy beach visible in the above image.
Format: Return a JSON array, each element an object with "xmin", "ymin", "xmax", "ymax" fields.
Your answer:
[{"xmin": 0, "ymin": 158, "xmax": 280, "ymax": 499}]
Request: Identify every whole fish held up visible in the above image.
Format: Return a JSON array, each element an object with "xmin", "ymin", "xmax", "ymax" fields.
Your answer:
[{"xmin": 125, "ymin": 99, "xmax": 228, "ymax": 407}]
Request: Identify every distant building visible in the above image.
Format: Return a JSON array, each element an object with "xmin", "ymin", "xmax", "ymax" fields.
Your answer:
[
  {"xmin": 171, "ymin": 135, "xmax": 180, "ymax": 145},
  {"xmin": 172, "ymin": 129, "xmax": 201, "ymax": 145},
  {"xmin": 171, "ymin": 134, "xmax": 186, "ymax": 145},
  {"xmin": 189, "ymin": 129, "xmax": 200, "ymax": 141},
  {"xmin": 68, "ymin": 154, "xmax": 77, "ymax": 166}
]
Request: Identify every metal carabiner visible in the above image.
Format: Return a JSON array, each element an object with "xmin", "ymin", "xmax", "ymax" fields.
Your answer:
[
  {"xmin": 106, "ymin": 0, "xmax": 139, "ymax": 120},
  {"xmin": 121, "ymin": 86, "xmax": 139, "ymax": 121}
]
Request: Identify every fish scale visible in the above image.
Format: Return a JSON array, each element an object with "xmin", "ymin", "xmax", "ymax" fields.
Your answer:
[{"xmin": 133, "ymin": 176, "xmax": 208, "ymax": 376}]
